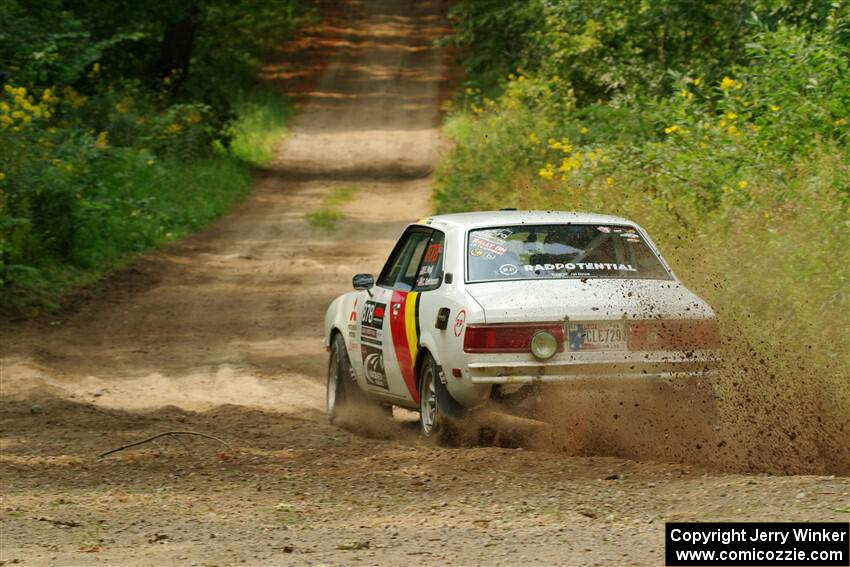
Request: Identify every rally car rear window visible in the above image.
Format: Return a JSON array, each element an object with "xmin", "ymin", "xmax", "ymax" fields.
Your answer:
[{"xmin": 466, "ymin": 224, "xmax": 672, "ymax": 282}]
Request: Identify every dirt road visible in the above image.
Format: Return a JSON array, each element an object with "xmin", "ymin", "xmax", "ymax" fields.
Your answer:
[{"xmin": 1, "ymin": 1, "xmax": 847, "ymax": 565}]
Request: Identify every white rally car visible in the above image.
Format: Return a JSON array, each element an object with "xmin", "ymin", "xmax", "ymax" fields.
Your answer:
[{"xmin": 323, "ymin": 211, "xmax": 720, "ymax": 439}]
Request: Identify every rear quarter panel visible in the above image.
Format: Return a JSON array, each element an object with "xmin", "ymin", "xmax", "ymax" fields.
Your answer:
[{"xmin": 417, "ymin": 224, "xmax": 492, "ymax": 408}]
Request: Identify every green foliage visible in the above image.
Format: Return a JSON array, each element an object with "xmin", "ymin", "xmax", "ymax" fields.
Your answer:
[
  {"xmin": 230, "ymin": 89, "xmax": 297, "ymax": 166},
  {"xmin": 0, "ymin": 0, "xmax": 309, "ymax": 312},
  {"xmin": 438, "ymin": 0, "xmax": 850, "ymax": 433},
  {"xmin": 306, "ymin": 186, "xmax": 359, "ymax": 232},
  {"xmin": 442, "ymin": 0, "xmax": 545, "ymax": 92}
]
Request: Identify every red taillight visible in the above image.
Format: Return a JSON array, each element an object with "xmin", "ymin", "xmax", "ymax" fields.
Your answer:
[
  {"xmin": 628, "ymin": 319, "xmax": 720, "ymax": 350},
  {"xmin": 463, "ymin": 324, "xmax": 565, "ymax": 353}
]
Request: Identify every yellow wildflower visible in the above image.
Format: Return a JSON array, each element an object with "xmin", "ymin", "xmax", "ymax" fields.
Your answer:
[
  {"xmin": 95, "ymin": 131, "xmax": 109, "ymax": 150},
  {"xmin": 693, "ymin": 78, "xmax": 702, "ymax": 86},
  {"xmin": 727, "ymin": 124, "xmax": 739, "ymax": 135},
  {"xmin": 548, "ymin": 138, "xmax": 561, "ymax": 150},
  {"xmin": 0, "ymin": 172, "xmax": 6, "ymax": 181},
  {"xmin": 726, "ymin": 112, "xmax": 738, "ymax": 120},
  {"xmin": 62, "ymin": 87, "xmax": 87, "ymax": 108},
  {"xmin": 679, "ymin": 89, "xmax": 688, "ymax": 98},
  {"xmin": 538, "ymin": 164, "xmax": 555, "ymax": 180},
  {"xmin": 0, "ymin": 102, "xmax": 9, "ymax": 113},
  {"xmin": 606, "ymin": 177, "xmax": 614, "ymax": 187},
  {"xmin": 720, "ymin": 76, "xmax": 735, "ymax": 90},
  {"xmin": 664, "ymin": 125, "xmax": 679, "ymax": 134},
  {"xmin": 769, "ymin": 105, "xmax": 780, "ymax": 112},
  {"xmin": 528, "ymin": 132, "xmax": 540, "ymax": 145},
  {"xmin": 580, "ymin": 126, "xmax": 588, "ymax": 134},
  {"xmin": 834, "ymin": 118, "xmax": 846, "ymax": 127},
  {"xmin": 559, "ymin": 155, "xmax": 581, "ymax": 173},
  {"xmin": 115, "ymin": 96, "xmax": 133, "ymax": 114},
  {"xmin": 738, "ymin": 180, "xmax": 748, "ymax": 189}
]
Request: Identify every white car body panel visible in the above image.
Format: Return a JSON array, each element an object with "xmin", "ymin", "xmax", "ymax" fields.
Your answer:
[
  {"xmin": 465, "ymin": 279, "xmax": 714, "ymax": 323},
  {"xmin": 323, "ymin": 210, "xmax": 719, "ymax": 411}
]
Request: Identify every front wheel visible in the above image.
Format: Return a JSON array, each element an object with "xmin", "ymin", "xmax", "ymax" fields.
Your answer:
[{"xmin": 327, "ymin": 333, "xmax": 359, "ymax": 424}]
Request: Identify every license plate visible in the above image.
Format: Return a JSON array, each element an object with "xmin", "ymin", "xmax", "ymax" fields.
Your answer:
[{"xmin": 567, "ymin": 322, "xmax": 626, "ymax": 352}]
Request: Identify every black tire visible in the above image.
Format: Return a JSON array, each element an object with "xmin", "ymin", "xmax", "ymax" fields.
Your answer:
[
  {"xmin": 417, "ymin": 354, "xmax": 458, "ymax": 443},
  {"xmin": 327, "ymin": 333, "xmax": 360, "ymax": 424}
]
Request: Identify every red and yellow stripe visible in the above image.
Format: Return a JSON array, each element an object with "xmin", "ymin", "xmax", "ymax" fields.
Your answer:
[{"xmin": 390, "ymin": 290, "xmax": 421, "ymax": 402}]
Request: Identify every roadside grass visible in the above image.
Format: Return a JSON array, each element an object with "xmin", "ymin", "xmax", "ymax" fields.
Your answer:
[
  {"xmin": 0, "ymin": 90, "xmax": 294, "ymax": 315},
  {"xmin": 306, "ymin": 185, "xmax": 359, "ymax": 232},
  {"xmin": 437, "ymin": 110, "xmax": 849, "ymax": 470},
  {"xmin": 230, "ymin": 89, "xmax": 297, "ymax": 166}
]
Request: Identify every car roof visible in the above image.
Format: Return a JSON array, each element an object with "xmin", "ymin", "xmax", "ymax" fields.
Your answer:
[{"xmin": 420, "ymin": 210, "xmax": 638, "ymax": 230}]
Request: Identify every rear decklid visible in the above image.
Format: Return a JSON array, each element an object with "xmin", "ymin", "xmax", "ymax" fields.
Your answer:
[{"xmin": 466, "ymin": 279, "xmax": 714, "ymax": 323}]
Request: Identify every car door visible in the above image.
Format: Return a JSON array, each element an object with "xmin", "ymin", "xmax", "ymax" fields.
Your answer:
[
  {"xmin": 355, "ymin": 228, "xmax": 431, "ymax": 402},
  {"xmin": 382, "ymin": 228, "xmax": 445, "ymax": 404}
]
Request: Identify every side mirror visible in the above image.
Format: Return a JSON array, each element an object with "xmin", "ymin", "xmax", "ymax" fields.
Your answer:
[{"xmin": 353, "ymin": 273, "xmax": 374, "ymax": 291}]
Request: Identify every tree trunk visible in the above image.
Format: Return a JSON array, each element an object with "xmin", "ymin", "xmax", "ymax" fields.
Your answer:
[{"xmin": 159, "ymin": 1, "xmax": 198, "ymax": 92}]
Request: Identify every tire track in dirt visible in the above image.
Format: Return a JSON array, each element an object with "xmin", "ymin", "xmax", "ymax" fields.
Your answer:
[{"xmin": 1, "ymin": 1, "xmax": 847, "ymax": 565}]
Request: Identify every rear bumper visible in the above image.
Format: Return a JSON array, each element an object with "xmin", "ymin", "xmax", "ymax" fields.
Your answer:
[{"xmin": 467, "ymin": 354, "xmax": 718, "ymax": 384}]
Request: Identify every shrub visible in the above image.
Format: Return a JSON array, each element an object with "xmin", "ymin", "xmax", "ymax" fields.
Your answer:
[{"xmin": 0, "ymin": 0, "xmax": 310, "ymax": 311}]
